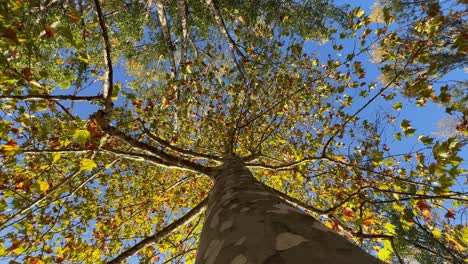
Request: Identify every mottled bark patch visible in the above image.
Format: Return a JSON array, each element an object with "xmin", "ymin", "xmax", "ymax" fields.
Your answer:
[
  {"xmin": 204, "ymin": 239, "xmax": 224, "ymax": 264},
  {"xmin": 240, "ymin": 207, "xmax": 250, "ymax": 213},
  {"xmin": 234, "ymin": 236, "xmax": 246, "ymax": 246},
  {"xmin": 268, "ymin": 203, "xmax": 302, "ymax": 214},
  {"xmin": 210, "ymin": 209, "xmax": 221, "ymax": 228},
  {"xmin": 275, "ymin": 232, "xmax": 308, "ymax": 250},
  {"xmin": 220, "ymin": 220, "xmax": 233, "ymax": 232},
  {"xmin": 231, "ymin": 254, "xmax": 247, "ymax": 264}
]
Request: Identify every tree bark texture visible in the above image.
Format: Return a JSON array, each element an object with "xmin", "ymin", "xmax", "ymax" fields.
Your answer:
[{"xmin": 195, "ymin": 157, "xmax": 382, "ymax": 264}]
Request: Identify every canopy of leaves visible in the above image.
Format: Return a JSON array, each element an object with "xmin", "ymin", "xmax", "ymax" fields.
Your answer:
[
  {"xmin": 370, "ymin": 0, "xmax": 468, "ymax": 131},
  {"xmin": 0, "ymin": 0, "xmax": 466, "ymax": 263}
]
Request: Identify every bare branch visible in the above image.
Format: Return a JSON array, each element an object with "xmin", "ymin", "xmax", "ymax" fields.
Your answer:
[
  {"xmin": 101, "ymin": 148, "xmax": 206, "ymax": 173},
  {"xmin": 205, "ymin": 0, "xmax": 244, "ymax": 59},
  {"xmin": 0, "ymin": 94, "xmax": 103, "ymax": 102},
  {"xmin": 162, "ymin": 248, "xmax": 197, "ymax": 264},
  {"xmin": 140, "ymin": 120, "xmax": 222, "ymax": 162},
  {"xmin": 155, "ymin": 0, "xmax": 177, "ymax": 75},
  {"xmin": 265, "ymin": 184, "xmax": 363, "ymax": 215},
  {"xmin": 93, "ymin": 0, "xmax": 114, "ymax": 113},
  {"xmin": 323, "ymin": 155, "xmax": 432, "ymax": 187},
  {"xmin": 107, "ymin": 197, "xmax": 208, "ymax": 264},
  {"xmin": 177, "ymin": 0, "xmax": 189, "ymax": 67},
  {"xmin": 23, "ymin": 149, "xmax": 90, "ymax": 154},
  {"xmin": 92, "ymin": 110, "xmax": 213, "ymax": 176},
  {"xmin": 370, "ymin": 187, "xmax": 468, "ymax": 202},
  {"xmin": 247, "ymin": 156, "xmax": 325, "ymax": 171}
]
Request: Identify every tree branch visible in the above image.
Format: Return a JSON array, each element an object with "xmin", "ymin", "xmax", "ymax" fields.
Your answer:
[
  {"xmin": 155, "ymin": 0, "xmax": 177, "ymax": 75},
  {"xmin": 246, "ymin": 156, "xmax": 325, "ymax": 171},
  {"xmin": 205, "ymin": 0, "xmax": 244, "ymax": 59},
  {"xmin": 177, "ymin": 0, "xmax": 189, "ymax": 67},
  {"xmin": 101, "ymin": 148, "xmax": 207, "ymax": 173},
  {"xmin": 107, "ymin": 197, "xmax": 208, "ymax": 264},
  {"xmin": 93, "ymin": 0, "xmax": 114, "ymax": 113},
  {"xmin": 265, "ymin": 184, "xmax": 363, "ymax": 215},
  {"xmin": 92, "ymin": 110, "xmax": 213, "ymax": 176},
  {"xmin": 140, "ymin": 120, "xmax": 222, "ymax": 162},
  {"xmin": 0, "ymin": 94, "xmax": 103, "ymax": 102}
]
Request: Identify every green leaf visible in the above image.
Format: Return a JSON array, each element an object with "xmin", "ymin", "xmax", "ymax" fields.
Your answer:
[
  {"xmin": 418, "ymin": 135, "xmax": 434, "ymax": 145},
  {"xmin": 400, "ymin": 119, "xmax": 416, "ymax": 136},
  {"xmin": 73, "ymin": 129, "xmax": 90, "ymax": 145},
  {"xmin": 394, "ymin": 132, "xmax": 402, "ymax": 141},
  {"xmin": 392, "ymin": 101, "xmax": 402, "ymax": 111},
  {"xmin": 80, "ymin": 158, "xmax": 97, "ymax": 171}
]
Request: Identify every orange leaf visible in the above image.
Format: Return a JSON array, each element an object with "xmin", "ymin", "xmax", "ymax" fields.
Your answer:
[
  {"xmin": 422, "ymin": 209, "xmax": 431, "ymax": 220},
  {"xmin": 362, "ymin": 218, "xmax": 375, "ymax": 227},
  {"xmin": 45, "ymin": 26, "xmax": 57, "ymax": 38},
  {"xmin": 87, "ymin": 122, "xmax": 104, "ymax": 137},
  {"xmin": 343, "ymin": 207, "xmax": 354, "ymax": 218},
  {"xmin": 68, "ymin": 10, "xmax": 81, "ymax": 23},
  {"xmin": 55, "ymin": 254, "xmax": 65, "ymax": 263},
  {"xmin": 416, "ymin": 200, "xmax": 431, "ymax": 211}
]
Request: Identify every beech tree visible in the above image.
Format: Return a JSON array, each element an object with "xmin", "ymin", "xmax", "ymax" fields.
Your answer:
[{"xmin": 0, "ymin": 0, "xmax": 466, "ymax": 263}]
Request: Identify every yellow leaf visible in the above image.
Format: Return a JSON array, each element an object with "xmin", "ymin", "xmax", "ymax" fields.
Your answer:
[
  {"xmin": 37, "ymin": 180, "xmax": 50, "ymax": 194},
  {"xmin": 462, "ymin": 226, "xmax": 468, "ymax": 243},
  {"xmin": 1, "ymin": 138, "xmax": 19, "ymax": 156},
  {"xmin": 52, "ymin": 153, "xmax": 61, "ymax": 163},
  {"xmin": 329, "ymin": 154, "xmax": 347, "ymax": 163},
  {"xmin": 72, "ymin": 129, "xmax": 90, "ymax": 145},
  {"xmin": 377, "ymin": 240, "xmax": 393, "ymax": 261},
  {"xmin": 432, "ymin": 228, "xmax": 442, "ymax": 238},
  {"xmin": 29, "ymin": 80, "xmax": 42, "ymax": 88},
  {"xmin": 185, "ymin": 64, "xmax": 192, "ymax": 73},
  {"xmin": 80, "ymin": 158, "xmax": 97, "ymax": 171}
]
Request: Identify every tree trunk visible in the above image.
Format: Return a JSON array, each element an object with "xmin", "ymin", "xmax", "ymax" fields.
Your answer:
[{"xmin": 195, "ymin": 156, "xmax": 382, "ymax": 264}]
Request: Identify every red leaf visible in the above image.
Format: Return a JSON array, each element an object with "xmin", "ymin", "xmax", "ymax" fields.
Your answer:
[
  {"xmin": 343, "ymin": 207, "xmax": 354, "ymax": 218},
  {"xmin": 416, "ymin": 200, "xmax": 431, "ymax": 211},
  {"xmin": 444, "ymin": 209, "xmax": 455, "ymax": 219}
]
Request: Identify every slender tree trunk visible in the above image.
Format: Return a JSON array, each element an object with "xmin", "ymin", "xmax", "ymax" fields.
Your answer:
[{"xmin": 195, "ymin": 156, "xmax": 382, "ymax": 264}]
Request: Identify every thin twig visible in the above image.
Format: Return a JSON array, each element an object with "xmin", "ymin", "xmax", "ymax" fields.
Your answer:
[{"xmin": 107, "ymin": 198, "xmax": 208, "ymax": 264}]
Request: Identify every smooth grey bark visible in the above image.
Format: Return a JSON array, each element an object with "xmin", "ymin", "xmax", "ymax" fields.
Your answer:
[{"xmin": 195, "ymin": 156, "xmax": 383, "ymax": 264}]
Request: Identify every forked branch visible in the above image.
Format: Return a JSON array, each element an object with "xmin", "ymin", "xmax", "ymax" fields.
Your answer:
[
  {"xmin": 92, "ymin": 111, "xmax": 213, "ymax": 175},
  {"xmin": 140, "ymin": 121, "xmax": 222, "ymax": 162},
  {"xmin": 107, "ymin": 197, "xmax": 208, "ymax": 264}
]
